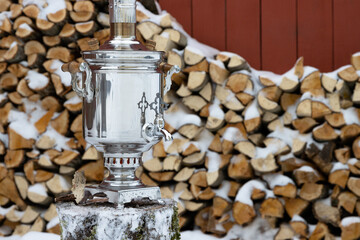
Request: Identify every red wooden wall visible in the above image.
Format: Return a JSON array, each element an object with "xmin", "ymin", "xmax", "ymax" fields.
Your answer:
[{"xmin": 159, "ymin": 0, "xmax": 360, "ymax": 74}]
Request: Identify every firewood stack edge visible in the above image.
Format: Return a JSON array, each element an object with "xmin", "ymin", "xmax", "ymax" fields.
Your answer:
[{"xmin": 1, "ymin": 0, "xmax": 360, "ymax": 239}]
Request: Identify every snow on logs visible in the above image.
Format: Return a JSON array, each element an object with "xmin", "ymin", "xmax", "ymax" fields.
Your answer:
[
  {"xmin": 136, "ymin": 5, "xmax": 360, "ymax": 237},
  {"xmin": 1, "ymin": 0, "xmax": 360, "ymax": 238}
]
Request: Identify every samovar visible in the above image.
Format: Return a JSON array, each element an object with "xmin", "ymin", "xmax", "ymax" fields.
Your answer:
[{"xmin": 63, "ymin": 0, "xmax": 179, "ymax": 204}]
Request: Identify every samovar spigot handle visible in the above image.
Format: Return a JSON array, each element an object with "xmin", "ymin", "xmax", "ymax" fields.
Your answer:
[
  {"xmin": 61, "ymin": 61, "xmax": 94, "ymax": 103},
  {"xmin": 159, "ymin": 128, "xmax": 172, "ymax": 141},
  {"xmin": 142, "ymin": 115, "xmax": 173, "ymax": 142}
]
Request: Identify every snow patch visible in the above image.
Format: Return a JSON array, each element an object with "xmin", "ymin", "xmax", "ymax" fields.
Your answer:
[
  {"xmin": 341, "ymin": 217, "xmax": 360, "ymax": 227},
  {"xmin": 342, "ymin": 107, "xmax": 360, "ymax": 125},
  {"xmin": 0, "ymin": 133, "xmax": 8, "ymax": 147},
  {"xmin": 0, "ymin": 206, "xmax": 15, "ymax": 216},
  {"xmin": 20, "ymin": 61, "xmax": 29, "ymax": 67},
  {"xmin": 46, "ymin": 216, "xmax": 59, "ymax": 230},
  {"xmin": 301, "ymin": 91, "xmax": 330, "ymax": 108},
  {"xmin": 23, "ymin": 0, "xmax": 66, "ymax": 20},
  {"xmin": 165, "ymin": 102, "xmax": 202, "ymax": 128},
  {"xmin": 8, "ymin": 111, "xmax": 38, "ymax": 140},
  {"xmin": 25, "ymin": 70, "xmax": 49, "ymax": 90},
  {"xmin": 295, "ymin": 166, "xmax": 318, "ymax": 174},
  {"xmin": 50, "ymin": 60, "xmax": 72, "ymax": 87},
  {"xmin": 256, "ymin": 140, "xmax": 286, "ymax": 159},
  {"xmin": 208, "ymin": 98, "xmax": 225, "ymax": 119},
  {"xmin": 9, "ymin": 41, "xmax": 17, "ymax": 50},
  {"xmin": 64, "ymin": 95, "xmax": 82, "ymax": 105},
  {"xmin": 0, "ymin": 225, "xmax": 12, "ymax": 236},
  {"xmin": 292, "ymin": 214, "xmax": 306, "ymax": 223},
  {"xmin": 142, "ymin": 148, "xmax": 153, "ymax": 162},
  {"xmin": 301, "ymin": 66, "xmax": 318, "ymax": 80},
  {"xmin": 331, "ymin": 162, "xmax": 349, "ymax": 173},
  {"xmin": 8, "ymin": 99, "xmax": 47, "ymax": 140},
  {"xmin": 269, "ymin": 126, "xmax": 323, "ymax": 150},
  {"xmin": 235, "ymin": 180, "xmax": 273, "ymax": 206},
  {"xmin": 244, "ymin": 101, "xmax": 260, "ymax": 120},
  {"xmin": 263, "ymin": 173, "xmax": 294, "ymax": 189},
  {"xmin": 0, "ymin": 11, "xmax": 12, "ymax": 27},
  {"xmin": 194, "ymin": 129, "xmax": 214, "ymax": 152},
  {"xmin": 208, "ymin": 59, "xmax": 226, "ymax": 69},
  {"xmin": 213, "ymin": 181, "xmax": 231, "ymax": 202},
  {"xmin": 0, "ymin": 92, "xmax": 8, "ymax": 103},
  {"xmin": 28, "ymin": 183, "xmax": 47, "ymax": 197},
  {"xmin": 1, "ymin": 232, "xmax": 60, "ymax": 240},
  {"xmin": 182, "ymin": 217, "xmax": 277, "ymax": 240},
  {"xmin": 348, "ymin": 158, "xmax": 358, "ymax": 165},
  {"xmin": 42, "ymin": 126, "xmax": 72, "ymax": 151},
  {"xmin": 218, "ymin": 51, "xmax": 238, "ymax": 58},
  {"xmin": 222, "ymin": 127, "xmax": 245, "ymax": 143},
  {"xmin": 206, "ymin": 151, "xmax": 221, "ymax": 173},
  {"xmin": 18, "ymin": 23, "xmax": 33, "ymax": 32}
]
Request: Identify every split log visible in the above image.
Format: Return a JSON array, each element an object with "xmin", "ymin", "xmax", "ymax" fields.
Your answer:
[
  {"xmin": 337, "ymin": 192, "xmax": 357, "ymax": 213},
  {"xmin": 0, "ymin": 177, "xmax": 27, "ymax": 210},
  {"xmin": 338, "ymin": 66, "xmax": 358, "ymax": 83},
  {"xmin": 299, "ymin": 183, "xmax": 327, "ymax": 201},
  {"xmin": 75, "ymin": 21, "xmax": 98, "ymax": 36},
  {"xmin": 188, "ymin": 71, "xmax": 208, "ymax": 92},
  {"xmin": 347, "ymin": 177, "xmax": 360, "ymax": 197},
  {"xmin": 275, "ymin": 224, "xmax": 295, "ymax": 240},
  {"xmin": 5, "ymin": 149, "xmax": 25, "ymax": 168},
  {"xmin": 341, "ymin": 217, "xmax": 360, "ymax": 240},
  {"xmin": 36, "ymin": 19, "xmax": 61, "ymax": 36},
  {"xmin": 313, "ymin": 201, "xmax": 340, "ymax": 227},
  {"xmin": 259, "ymin": 198, "xmax": 284, "ymax": 218},
  {"xmin": 233, "ymin": 202, "xmax": 256, "ymax": 225},
  {"xmin": 162, "ymin": 28, "xmax": 187, "ymax": 47},
  {"xmin": 183, "ymin": 59, "xmax": 209, "ymax": 73},
  {"xmin": 228, "ymin": 154, "xmax": 253, "ymax": 180},
  {"xmin": 46, "ymin": 47, "xmax": 74, "ymax": 63},
  {"xmin": 184, "ymin": 47, "xmax": 204, "ymax": 66},
  {"xmin": 0, "ymin": 73, "xmax": 18, "ymax": 90},
  {"xmin": 137, "ymin": 21, "xmax": 162, "ymax": 40},
  {"xmin": 14, "ymin": 175, "xmax": 28, "ymax": 200},
  {"xmin": 46, "ymin": 174, "xmax": 71, "ymax": 195},
  {"xmin": 251, "ymin": 154, "xmax": 278, "ymax": 173},
  {"xmin": 209, "ymin": 61, "xmax": 229, "ymax": 85},
  {"xmin": 27, "ymin": 183, "xmax": 52, "ymax": 205}
]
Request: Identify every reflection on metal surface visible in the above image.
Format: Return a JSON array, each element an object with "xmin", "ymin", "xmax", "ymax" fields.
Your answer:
[{"xmin": 137, "ymin": 92, "xmax": 149, "ymax": 125}]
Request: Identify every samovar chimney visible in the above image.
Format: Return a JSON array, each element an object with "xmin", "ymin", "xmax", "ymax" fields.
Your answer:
[{"xmin": 109, "ymin": 0, "xmax": 136, "ymax": 40}]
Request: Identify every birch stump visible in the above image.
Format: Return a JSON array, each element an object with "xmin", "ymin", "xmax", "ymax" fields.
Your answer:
[{"xmin": 57, "ymin": 199, "xmax": 180, "ymax": 240}]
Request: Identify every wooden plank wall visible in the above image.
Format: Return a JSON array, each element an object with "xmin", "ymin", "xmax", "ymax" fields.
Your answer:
[{"xmin": 159, "ymin": 0, "xmax": 360, "ymax": 73}]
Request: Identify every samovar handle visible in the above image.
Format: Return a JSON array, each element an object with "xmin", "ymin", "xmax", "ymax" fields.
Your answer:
[
  {"xmin": 62, "ymin": 61, "xmax": 94, "ymax": 103},
  {"xmin": 162, "ymin": 64, "xmax": 180, "ymax": 94}
]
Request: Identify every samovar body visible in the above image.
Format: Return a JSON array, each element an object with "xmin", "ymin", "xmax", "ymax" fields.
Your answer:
[
  {"xmin": 83, "ymin": 52, "xmax": 165, "ymax": 156},
  {"xmin": 66, "ymin": 0, "xmax": 179, "ymax": 203}
]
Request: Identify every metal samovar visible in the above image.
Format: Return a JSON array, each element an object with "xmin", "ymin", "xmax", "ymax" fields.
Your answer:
[{"xmin": 62, "ymin": 0, "xmax": 179, "ymax": 204}]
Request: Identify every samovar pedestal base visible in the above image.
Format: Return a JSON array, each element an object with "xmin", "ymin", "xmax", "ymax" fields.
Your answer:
[{"xmin": 85, "ymin": 184, "xmax": 161, "ymax": 205}]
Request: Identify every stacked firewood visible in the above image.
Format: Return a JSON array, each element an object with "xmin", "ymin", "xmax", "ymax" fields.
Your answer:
[
  {"xmin": 1, "ymin": 0, "xmax": 360, "ymax": 239},
  {"xmin": 135, "ymin": 5, "xmax": 360, "ymax": 240}
]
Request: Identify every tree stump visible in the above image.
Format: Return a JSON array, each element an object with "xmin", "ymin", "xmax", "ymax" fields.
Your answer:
[{"xmin": 57, "ymin": 199, "xmax": 180, "ymax": 240}]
